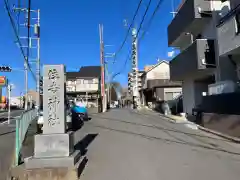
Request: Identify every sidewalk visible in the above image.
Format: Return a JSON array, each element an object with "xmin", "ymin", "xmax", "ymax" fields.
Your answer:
[{"xmin": 158, "ymin": 112, "xmax": 240, "ymax": 143}]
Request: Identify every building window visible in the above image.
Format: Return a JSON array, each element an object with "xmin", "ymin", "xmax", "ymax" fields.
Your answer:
[
  {"xmin": 83, "ymin": 80, "xmax": 89, "ymax": 84},
  {"xmin": 93, "ymin": 78, "xmax": 98, "ymax": 84},
  {"xmin": 76, "ymin": 79, "xmax": 83, "ymax": 84},
  {"xmin": 88, "ymin": 79, "xmax": 93, "ymax": 84}
]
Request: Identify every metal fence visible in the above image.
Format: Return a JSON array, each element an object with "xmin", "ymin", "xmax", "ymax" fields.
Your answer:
[{"xmin": 15, "ymin": 109, "xmax": 37, "ymax": 166}]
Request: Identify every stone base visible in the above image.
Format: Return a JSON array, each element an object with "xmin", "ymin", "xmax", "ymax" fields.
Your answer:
[
  {"xmin": 34, "ymin": 131, "xmax": 74, "ymax": 158},
  {"xmin": 10, "ymin": 155, "xmax": 87, "ymax": 180},
  {"xmin": 25, "ymin": 150, "xmax": 81, "ymax": 169}
]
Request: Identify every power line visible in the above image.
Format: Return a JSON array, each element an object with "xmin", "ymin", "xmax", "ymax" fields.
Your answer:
[
  {"xmin": 139, "ymin": 0, "xmax": 164, "ymax": 42},
  {"xmin": 27, "ymin": 0, "xmax": 31, "ymax": 66},
  {"xmin": 4, "ymin": 0, "xmax": 36, "ymax": 81},
  {"xmin": 113, "ymin": 0, "xmax": 144, "ymax": 63},
  {"xmin": 112, "ymin": 0, "xmax": 153, "ymax": 78},
  {"xmin": 112, "ymin": 49, "xmax": 132, "ymax": 80},
  {"xmin": 26, "ymin": 0, "xmax": 36, "ymax": 81},
  {"xmin": 136, "ymin": 0, "xmax": 152, "ymax": 37}
]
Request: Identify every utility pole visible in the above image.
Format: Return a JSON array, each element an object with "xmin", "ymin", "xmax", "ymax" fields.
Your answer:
[
  {"xmin": 170, "ymin": 0, "xmax": 177, "ymax": 18},
  {"xmin": 35, "ymin": 9, "xmax": 41, "ymax": 113},
  {"xmin": 13, "ymin": 7, "xmax": 40, "ymax": 111},
  {"xmin": 7, "ymin": 83, "xmax": 11, "ymax": 124},
  {"xmin": 99, "ymin": 24, "xmax": 106, "ymax": 112},
  {"xmin": 131, "ymin": 28, "xmax": 140, "ymax": 109},
  {"xmin": 105, "ymin": 51, "xmax": 115, "ymax": 107},
  {"xmin": 24, "ymin": 60, "xmax": 28, "ymax": 110}
]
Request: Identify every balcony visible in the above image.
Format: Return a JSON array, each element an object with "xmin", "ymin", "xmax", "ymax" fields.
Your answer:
[
  {"xmin": 170, "ymin": 39, "xmax": 216, "ymax": 81},
  {"xmin": 66, "ymin": 83, "xmax": 99, "ymax": 93},
  {"xmin": 217, "ymin": 2, "xmax": 240, "ymax": 56},
  {"xmin": 168, "ymin": 0, "xmax": 212, "ymax": 48}
]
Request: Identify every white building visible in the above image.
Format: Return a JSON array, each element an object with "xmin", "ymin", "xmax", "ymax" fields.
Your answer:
[{"xmin": 140, "ymin": 60, "xmax": 182, "ymax": 107}]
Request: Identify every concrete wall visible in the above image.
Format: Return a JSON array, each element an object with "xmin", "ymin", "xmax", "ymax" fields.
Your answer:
[
  {"xmin": 218, "ymin": 56, "xmax": 238, "ymax": 82},
  {"xmin": 194, "ymin": 82, "xmax": 208, "ymax": 106},
  {"xmin": 203, "ymin": 113, "xmax": 240, "ymax": 138},
  {"xmin": 182, "ymin": 79, "xmax": 195, "ymax": 114},
  {"xmin": 182, "ymin": 79, "xmax": 212, "ymax": 114},
  {"xmin": 155, "ymin": 88, "xmax": 164, "ymax": 101}
]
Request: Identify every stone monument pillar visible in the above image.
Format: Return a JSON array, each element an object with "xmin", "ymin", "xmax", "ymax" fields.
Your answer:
[{"xmin": 25, "ymin": 65, "xmax": 80, "ymax": 169}]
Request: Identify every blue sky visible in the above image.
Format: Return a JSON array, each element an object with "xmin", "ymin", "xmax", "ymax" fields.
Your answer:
[{"xmin": 0, "ymin": 0, "xmax": 181, "ymax": 96}]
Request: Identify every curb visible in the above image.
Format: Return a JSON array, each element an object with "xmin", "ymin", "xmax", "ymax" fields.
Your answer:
[
  {"xmin": 144, "ymin": 108, "xmax": 240, "ymax": 143},
  {"xmin": 197, "ymin": 125, "xmax": 240, "ymax": 143}
]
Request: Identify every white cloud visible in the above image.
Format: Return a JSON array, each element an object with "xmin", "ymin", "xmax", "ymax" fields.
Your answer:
[{"xmin": 167, "ymin": 51, "xmax": 175, "ymax": 58}]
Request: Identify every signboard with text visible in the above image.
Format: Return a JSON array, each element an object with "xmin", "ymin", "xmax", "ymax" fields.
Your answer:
[{"xmin": 0, "ymin": 76, "xmax": 7, "ymax": 87}]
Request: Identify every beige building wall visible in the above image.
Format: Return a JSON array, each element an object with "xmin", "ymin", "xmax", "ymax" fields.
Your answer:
[{"xmin": 146, "ymin": 62, "xmax": 170, "ymax": 80}]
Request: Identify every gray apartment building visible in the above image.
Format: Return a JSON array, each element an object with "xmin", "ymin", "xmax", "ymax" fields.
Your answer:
[{"xmin": 168, "ymin": 0, "xmax": 240, "ymax": 137}]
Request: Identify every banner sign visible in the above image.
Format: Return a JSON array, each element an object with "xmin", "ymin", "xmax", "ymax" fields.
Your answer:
[{"xmin": 0, "ymin": 76, "xmax": 7, "ymax": 87}]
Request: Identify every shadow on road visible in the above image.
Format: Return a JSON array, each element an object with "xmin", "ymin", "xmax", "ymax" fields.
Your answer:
[
  {"xmin": 0, "ymin": 130, "xmax": 15, "ymax": 136},
  {"xmin": 91, "ymin": 114, "xmax": 232, "ymax": 143},
  {"xmin": 74, "ymin": 133, "xmax": 98, "ymax": 156},
  {"xmin": 89, "ymin": 123, "xmax": 240, "ymax": 156},
  {"xmin": 0, "ymin": 117, "xmax": 16, "ymax": 122},
  {"xmin": 74, "ymin": 133, "xmax": 98, "ymax": 178}
]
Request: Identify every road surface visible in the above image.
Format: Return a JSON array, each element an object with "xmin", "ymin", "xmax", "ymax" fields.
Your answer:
[
  {"xmin": 0, "ymin": 109, "xmax": 24, "ymax": 124},
  {"xmin": 75, "ymin": 108, "xmax": 240, "ymax": 180},
  {"xmin": 0, "ymin": 109, "xmax": 26, "ymax": 180}
]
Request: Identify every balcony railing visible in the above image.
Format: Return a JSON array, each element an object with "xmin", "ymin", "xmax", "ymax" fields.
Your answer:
[
  {"xmin": 217, "ymin": 2, "xmax": 240, "ymax": 56},
  {"xmin": 168, "ymin": 0, "xmax": 212, "ymax": 48},
  {"xmin": 170, "ymin": 39, "xmax": 216, "ymax": 81}
]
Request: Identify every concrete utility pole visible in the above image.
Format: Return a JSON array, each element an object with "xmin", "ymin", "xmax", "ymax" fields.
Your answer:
[
  {"xmin": 13, "ymin": 7, "xmax": 41, "ymax": 111},
  {"xmin": 104, "ymin": 50, "xmax": 115, "ymax": 107},
  {"xmin": 170, "ymin": 0, "xmax": 177, "ymax": 18},
  {"xmin": 24, "ymin": 60, "xmax": 28, "ymax": 110},
  {"xmin": 131, "ymin": 28, "xmax": 140, "ymax": 109},
  {"xmin": 99, "ymin": 24, "xmax": 106, "ymax": 112},
  {"xmin": 7, "ymin": 83, "xmax": 11, "ymax": 124},
  {"xmin": 35, "ymin": 9, "xmax": 41, "ymax": 113}
]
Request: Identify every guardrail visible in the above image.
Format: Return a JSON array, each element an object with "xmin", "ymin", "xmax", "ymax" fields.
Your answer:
[{"xmin": 15, "ymin": 109, "xmax": 38, "ymax": 166}]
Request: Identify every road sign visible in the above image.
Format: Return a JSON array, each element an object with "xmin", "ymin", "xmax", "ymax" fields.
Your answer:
[{"xmin": 0, "ymin": 76, "xmax": 7, "ymax": 86}]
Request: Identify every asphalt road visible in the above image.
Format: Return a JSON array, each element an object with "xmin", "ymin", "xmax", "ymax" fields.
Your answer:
[
  {"xmin": 75, "ymin": 108, "xmax": 240, "ymax": 180},
  {"xmin": 0, "ymin": 109, "xmax": 25, "ymax": 180},
  {"xmin": 0, "ymin": 109, "xmax": 25, "ymax": 124}
]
